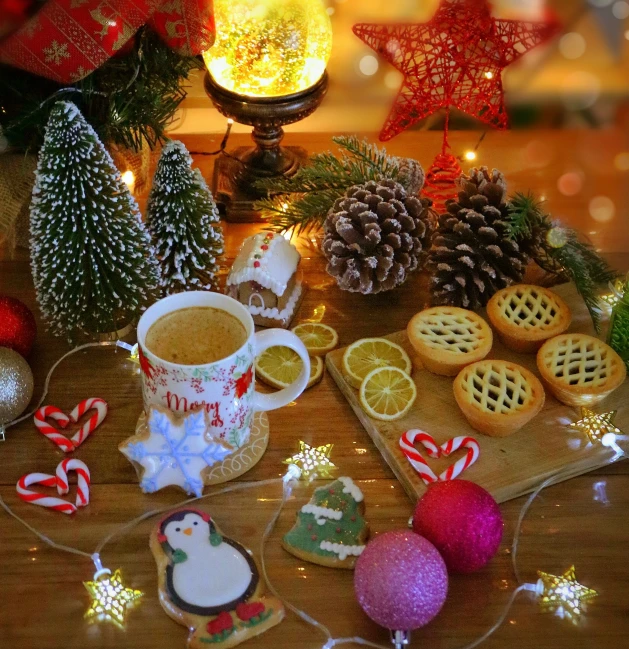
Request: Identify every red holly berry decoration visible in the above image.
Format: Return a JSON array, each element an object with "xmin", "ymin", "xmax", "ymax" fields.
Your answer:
[
  {"xmin": 353, "ymin": 0, "xmax": 560, "ymax": 141},
  {"xmin": 0, "ymin": 295, "xmax": 36, "ymax": 358}
]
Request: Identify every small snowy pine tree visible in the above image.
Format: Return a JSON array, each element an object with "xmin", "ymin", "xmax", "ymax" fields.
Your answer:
[
  {"xmin": 147, "ymin": 140, "xmax": 224, "ymax": 293},
  {"xmin": 30, "ymin": 101, "xmax": 160, "ymax": 340}
]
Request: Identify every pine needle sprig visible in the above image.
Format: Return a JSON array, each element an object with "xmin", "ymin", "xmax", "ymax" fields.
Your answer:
[
  {"xmin": 506, "ymin": 191, "xmax": 552, "ymax": 241},
  {"xmin": 254, "ymin": 136, "xmax": 403, "ymax": 234},
  {"xmin": 505, "ymin": 191, "xmax": 618, "ymax": 332},
  {"xmin": 547, "ymin": 233, "xmax": 617, "ymax": 332}
]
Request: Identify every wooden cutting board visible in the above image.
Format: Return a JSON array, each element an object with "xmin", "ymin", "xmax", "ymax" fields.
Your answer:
[{"xmin": 325, "ymin": 284, "xmax": 628, "ymax": 504}]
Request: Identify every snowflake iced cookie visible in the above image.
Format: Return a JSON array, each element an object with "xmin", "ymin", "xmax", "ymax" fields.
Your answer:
[
  {"xmin": 119, "ymin": 406, "xmax": 234, "ymax": 497},
  {"xmin": 282, "ymin": 477, "xmax": 370, "ymax": 569},
  {"xmin": 150, "ymin": 508, "xmax": 284, "ymax": 649}
]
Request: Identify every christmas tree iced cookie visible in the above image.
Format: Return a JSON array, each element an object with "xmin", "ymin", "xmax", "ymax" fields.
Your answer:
[
  {"xmin": 282, "ymin": 477, "xmax": 369, "ymax": 569},
  {"xmin": 151, "ymin": 508, "xmax": 284, "ymax": 649}
]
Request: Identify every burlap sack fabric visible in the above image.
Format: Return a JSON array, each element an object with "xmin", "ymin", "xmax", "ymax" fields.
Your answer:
[
  {"xmin": 0, "ymin": 142, "xmax": 158, "ymax": 253},
  {"xmin": 0, "ymin": 153, "xmax": 38, "ymax": 252}
]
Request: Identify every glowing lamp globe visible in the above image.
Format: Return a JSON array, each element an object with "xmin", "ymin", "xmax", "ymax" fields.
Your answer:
[
  {"xmin": 203, "ymin": 0, "xmax": 332, "ymax": 222},
  {"xmin": 203, "ymin": 0, "xmax": 332, "ymax": 98}
]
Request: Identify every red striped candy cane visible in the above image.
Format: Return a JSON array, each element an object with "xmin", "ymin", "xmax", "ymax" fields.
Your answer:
[
  {"xmin": 56, "ymin": 459, "xmax": 91, "ymax": 507},
  {"xmin": 399, "ymin": 429, "xmax": 480, "ymax": 486},
  {"xmin": 439, "ymin": 436, "xmax": 480, "ymax": 481},
  {"xmin": 69, "ymin": 398, "xmax": 108, "ymax": 448},
  {"xmin": 34, "ymin": 406, "xmax": 73, "ymax": 452},
  {"xmin": 16, "ymin": 473, "xmax": 78, "ymax": 515}
]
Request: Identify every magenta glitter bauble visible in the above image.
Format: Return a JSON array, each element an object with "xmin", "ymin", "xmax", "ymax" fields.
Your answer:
[
  {"xmin": 412, "ymin": 480, "xmax": 503, "ymax": 574},
  {"xmin": 354, "ymin": 531, "xmax": 448, "ymax": 631}
]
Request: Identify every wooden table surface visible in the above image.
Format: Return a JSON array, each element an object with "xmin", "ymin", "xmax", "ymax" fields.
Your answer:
[{"xmin": 0, "ymin": 130, "xmax": 628, "ymax": 649}]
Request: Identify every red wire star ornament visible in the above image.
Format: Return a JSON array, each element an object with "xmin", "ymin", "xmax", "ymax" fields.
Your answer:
[{"xmin": 353, "ymin": 0, "xmax": 560, "ymax": 143}]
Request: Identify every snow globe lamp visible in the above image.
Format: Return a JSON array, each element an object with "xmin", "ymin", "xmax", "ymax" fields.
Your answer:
[{"xmin": 203, "ymin": 0, "xmax": 332, "ymax": 222}]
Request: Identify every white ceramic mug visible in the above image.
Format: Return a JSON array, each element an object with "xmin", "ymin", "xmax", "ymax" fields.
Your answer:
[{"xmin": 137, "ymin": 292, "xmax": 310, "ymax": 444}]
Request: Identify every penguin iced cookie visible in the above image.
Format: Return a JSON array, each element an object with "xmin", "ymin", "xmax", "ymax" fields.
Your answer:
[
  {"xmin": 282, "ymin": 477, "xmax": 369, "ymax": 569},
  {"xmin": 150, "ymin": 508, "xmax": 284, "ymax": 649}
]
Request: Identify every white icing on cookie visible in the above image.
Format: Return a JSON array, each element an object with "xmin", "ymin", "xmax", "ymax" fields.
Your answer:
[
  {"xmin": 319, "ymin": 541, "xmax": 366, "ymax": 561},
  {"xmin": 247, "ymin": 282, "xmax": 302, "ymax": 323},
  {"xmin": 164, "ymin": 512, "xmax": 253, "ymax": 607},
  {"xmin": 301, "ymin": 504, "xmax": 343, "ymax": 521},
  {"xmin": 227, "ymin": 233, "xmax": 300, "ymax": 297},
  {"xmin": 338, "ymin": 476, "xmax": 364, "ymax": 503}
]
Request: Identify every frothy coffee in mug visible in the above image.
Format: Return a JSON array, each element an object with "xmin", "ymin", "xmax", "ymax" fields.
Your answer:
[{"xmin": 146, "ymin": 307, "xmax": 247, "ymax": 365}]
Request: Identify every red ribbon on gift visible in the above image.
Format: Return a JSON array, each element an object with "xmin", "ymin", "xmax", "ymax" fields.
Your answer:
[{"xmin": 0, "ymin": 0, "xmax": 215, "ymax": 83}]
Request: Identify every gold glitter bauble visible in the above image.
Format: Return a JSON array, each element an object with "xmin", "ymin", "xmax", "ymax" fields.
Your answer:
[
  {"xmin": 0, "ymin": 347, "xmax": 34, "ymax": 425},
  {"xmin": 203, "ymin": 0, "xmax": 333, "ymax": 98}
]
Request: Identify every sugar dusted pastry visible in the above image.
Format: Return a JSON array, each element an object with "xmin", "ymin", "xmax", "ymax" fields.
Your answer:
[
  {"xmin": 487, "ymin": 285, "xmax": 571, "ymax": 353},
  {"xmin": 407, "ymin": 306, "xmax": 493, "ymax": 376},
  {"xmin": 454, "ymin": 360, "xmax": 545, "ymax": 437},
  {"xmin": 537, "ymin": 334, "xmax": 626, "ymax": 407},
  {"xmin": 226, "ymin": 232, "xmax": 303, "ymax": 328}
]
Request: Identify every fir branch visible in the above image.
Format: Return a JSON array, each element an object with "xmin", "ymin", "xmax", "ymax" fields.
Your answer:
[
  {"xmin": 546, "ymin": 232, "xmax": 618, "ymax": 333},
  {"xmin": 0, "ymin": 28, "xmax": 201, "ymax": 153},
  {"xmin": 506, "ymin": 192, "xmax": 551, "ymax": 240},
  {"xmin": 254, "ymin": 136, "xmax": 404, "ymax": 233}
]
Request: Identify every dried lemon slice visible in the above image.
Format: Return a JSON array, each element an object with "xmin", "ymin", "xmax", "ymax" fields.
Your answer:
[
  {"xmin": 292, "ymin": 323, "xmax": 339, "ymax": 356},
  {"xmin": 342, "ymin": 338, "xmax": 412, "ymax": 389},
  {"xmin": 359, "ymin": 367, "xmax": 417, "ymax": 422},
  {"xmin": 256, "ymin": 347, "xmax": 323, "ymax": 390}
]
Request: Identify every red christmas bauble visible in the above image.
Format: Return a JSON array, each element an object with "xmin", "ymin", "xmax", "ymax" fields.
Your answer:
[
  {"xmin": 412, "ymin": 480, "xmax": 503, "ymax": 573},
  {"xmin": 0, "ymin": 296, "xmax": 37, "ymax": 358}
]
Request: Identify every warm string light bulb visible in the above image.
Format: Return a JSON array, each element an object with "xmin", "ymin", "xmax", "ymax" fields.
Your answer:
[
  {"xmin": 284, "ymin": 441, "xmax": 336, "ymax": 479},
  {"xmin": 601, "ymin": 277, "xmax": 627, "ymax": 308},
  {"xmin": 84, "ymin": 555, "xmax": 142, "ymax": 628},
  {"xmin": 569, "ymin": 408, "xmax": 626, "ymax": 457},
  {"xmin": 533, "ymin": 566, "xmax": 598, "ymax": 623},
  {"xmin": 121, "ymin": 170, "xmax": 135, "ymax": 192},
  {"xmin": 203, "ymin": 0, "xmax": 333, "ymax": 98}
]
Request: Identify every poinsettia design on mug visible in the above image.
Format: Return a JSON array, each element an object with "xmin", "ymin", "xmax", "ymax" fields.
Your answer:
[
  {"xmin": 235, "ymin": 365, "xmax": 253, "ymax": 399},
  {"xmin": 139, "ymin": 346, "xmax": 154, "ymax": 381}
]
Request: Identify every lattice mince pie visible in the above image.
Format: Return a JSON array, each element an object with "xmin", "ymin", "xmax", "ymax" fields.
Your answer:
[
  {"xmin": 454, "ymin": 360, "xmax": 545, "ymax": 437},
  {"xmin": 407, "ymin": 307, "xmax": 493, "ymax": 376},
  {"xmin": 537, "ymin": 334, "xmax": 626, "ymax": 407},
  {"xmin": 487, "ymin": 285, "xmax": 571, "ymax": 353}
]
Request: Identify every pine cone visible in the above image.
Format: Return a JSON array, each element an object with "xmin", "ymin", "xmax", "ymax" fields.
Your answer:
[
  {"xmin": 393, "ymin": 156, "xmax": 425, "ymax": 195},
  {"xmin": 428, "ymin": 167, "xmax": 528, "ymax": 309},
  {"xmin": 322, "ymin": 179, "xmax": 432, "ymax": 294}
]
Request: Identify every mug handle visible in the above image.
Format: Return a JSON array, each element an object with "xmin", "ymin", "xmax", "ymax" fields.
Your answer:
[{"xmin": 252, "ymin": 329, "xmax": 311, "ymax": 412}]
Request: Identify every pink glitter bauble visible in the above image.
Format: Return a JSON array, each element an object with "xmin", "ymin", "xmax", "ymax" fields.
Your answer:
[
  {"xmin": 412, "ymin": 480, "xmax": 503, "ymax": 574},
  {"xmin": 354, "ymin": 531, "xmax": 448, "ymax": 631}
]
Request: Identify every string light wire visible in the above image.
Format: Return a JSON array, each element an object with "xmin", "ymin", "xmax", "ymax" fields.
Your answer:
[{"xmin": 0, "ymin": 343, "xmax": 620, "ymax": 645}]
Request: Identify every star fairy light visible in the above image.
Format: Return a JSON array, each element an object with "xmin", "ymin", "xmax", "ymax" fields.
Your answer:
[
  {"xmin": 84, "ymin": 556, "xmax": 143, "ymax": 628},
  {"xmin": 534, "ymin": 566, "xmax": 598, "ymax": 623},
  {"xmin": 601, "ymin": 277, "xmax": 627, "ymax": 308},
  {"xmin": 569, "ymin": 407, "xmax": 623, "ymax": 445},
  {"xmin": 284, "ymin": 441, "xmax": 336, "ymax": 479}
]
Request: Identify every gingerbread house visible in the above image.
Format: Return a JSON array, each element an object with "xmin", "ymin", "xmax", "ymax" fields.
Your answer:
[{"xmin": 226, "ymin": 232, "xmax": 303, "ymax": 328}]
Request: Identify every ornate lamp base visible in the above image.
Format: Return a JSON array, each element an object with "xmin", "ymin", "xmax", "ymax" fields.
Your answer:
[{"xmin": 204, "ymin": 72, "xmax": 328, "ymax": 223}]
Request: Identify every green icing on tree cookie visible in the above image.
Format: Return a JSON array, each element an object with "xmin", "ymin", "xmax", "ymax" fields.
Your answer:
[{"xmin": 283, "ymin": 477, "xmax": 368, "ymax": 563}]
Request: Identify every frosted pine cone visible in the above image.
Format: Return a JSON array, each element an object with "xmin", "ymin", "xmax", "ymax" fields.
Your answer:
[
  {"xmin": 428, "ymin": 167, "xmax": 528, "ymax": 309},
  {"xmin": 393, "ymin": 156, "xmax": 425, "ymax": 195},
  {"xmin": 322, "ymin": 179, "xmax": 432, "ymax": 294}
]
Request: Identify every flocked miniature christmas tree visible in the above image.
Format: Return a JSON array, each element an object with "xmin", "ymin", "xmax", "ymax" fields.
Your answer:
[
  {"xmin": 30, "ymin": 101, "xmax": 159, "ymax": 340},
  {"xmin": 282, "ymin": 476, "xmax": 369, "ymax": 569},
  {"xmin": 147, "ymin": 141, "xmax": 224, "ymax": 294}
]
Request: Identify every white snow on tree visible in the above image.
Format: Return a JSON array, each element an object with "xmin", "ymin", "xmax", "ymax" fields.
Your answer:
[
  {"xmin": 29, "ymin": 101, "xmax": 160, "ymax": 340},
  {"xmin": 147, "ymin": 140, "xmax": 224, "ymax": 294}
]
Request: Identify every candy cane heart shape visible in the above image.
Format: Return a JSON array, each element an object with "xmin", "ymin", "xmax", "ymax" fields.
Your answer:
[
  {"xmin": 399, "ymin": 429, "xmax": 480, "ymax": 486},
  {"xmin": 16, "ymin": 460, "xmax": 91, "ymax": 515},
  {"xmin": 34, "ymin": 398, "xmax": 108, "ymax": 452}
]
